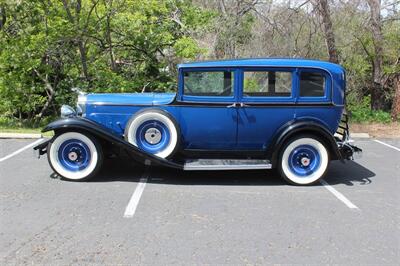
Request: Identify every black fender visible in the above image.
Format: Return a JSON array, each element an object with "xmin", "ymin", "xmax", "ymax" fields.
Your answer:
[
  {"xmin": 37, "ymin": 117, "xmax": 183, "ymax": 169},
  {"xmin": 266, "ymin": 119, "xmax": 342, "ymax": 166}
]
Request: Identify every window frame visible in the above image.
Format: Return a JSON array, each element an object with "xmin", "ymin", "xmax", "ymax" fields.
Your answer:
[
  {"xmin": 297, "ymin": 68, "xmax": 332, "ymax": 103},
  {"xmin": 239, "ymin": 67, "xmax": 296, "ymax": 103},
  {"xmin": 178, "ymin": 67, "xmax": 238, "ymax": 103}
]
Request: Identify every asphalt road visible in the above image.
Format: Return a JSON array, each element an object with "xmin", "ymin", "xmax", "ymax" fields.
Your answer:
[{"xmin": 0, "ymin": 138, "xmax": 399, "ymax": 264}]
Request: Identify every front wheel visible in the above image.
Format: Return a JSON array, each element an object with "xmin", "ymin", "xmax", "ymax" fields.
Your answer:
[
  {"xmin": 47, "ymin": 131, "xmax": 103, "ymax": 181},
  {"xmin": 278, "ymin": 135, "xmax": 329, "ymax": 185}
]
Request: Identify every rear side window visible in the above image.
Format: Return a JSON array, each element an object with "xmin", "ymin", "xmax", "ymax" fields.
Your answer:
[
  {"xmin": 300, "ymin": 72, "xmax": 326, "ymax": 97},
  {"xmin": 243, "ymin": 71, "xmax": 292, "ymax": 97},
  {"xmin": 183, "ymin": 71, "xmax": 234, "ymax": 96}
]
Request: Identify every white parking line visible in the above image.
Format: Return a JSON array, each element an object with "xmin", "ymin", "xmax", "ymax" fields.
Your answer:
[
  {"xmin": 0, "ymin": 138, "xmax": 44, "ymax": 162},
  {"xmin": 320, "ymin": 180, "xmax": 359, "ymax": 209},
  {"xmin": 374, "ymin": 139, "xmax": 400, "ymax": 152},
  {"xmin": 123, "ymin": 173, "xmax": 149, "ymax": 218}
]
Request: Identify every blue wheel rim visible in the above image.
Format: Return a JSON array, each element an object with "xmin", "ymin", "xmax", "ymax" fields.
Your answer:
[
  {"xmin": 136, "ymin": 120, "xmax": 170, "ymax": 153},
  {"xmin": 58, "ymin": 139, "xmax": 91, "ymax": 171},
  {"xmin": 288, "ymin": 144, "xmax": 321, "ymax": 177}
]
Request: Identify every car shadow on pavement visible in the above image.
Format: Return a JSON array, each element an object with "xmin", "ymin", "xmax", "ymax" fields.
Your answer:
[
  {"xmin": 90, "ymin": 156, "xmax": 147, "ymax": 183},
  {"xmin": 88, "ymin": 157, "xmax": 375, "ymax": 187},
  {"xmin": 323, "ymin": 160, "xmax": 375, "ymax": 186}
]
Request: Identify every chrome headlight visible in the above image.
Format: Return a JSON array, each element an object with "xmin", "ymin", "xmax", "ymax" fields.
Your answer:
[{"xmin": 61, "ymin": 105, "xmax": 76, "ymax": 118}]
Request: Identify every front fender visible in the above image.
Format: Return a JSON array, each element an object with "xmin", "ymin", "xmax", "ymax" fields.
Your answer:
[
  {"xmin": 39, "ymin": 117, "xmax": 183, "ymax": 169},
  {"xmin": 267, "ymin": 119, "xmax": 342, "ymax": 166}
]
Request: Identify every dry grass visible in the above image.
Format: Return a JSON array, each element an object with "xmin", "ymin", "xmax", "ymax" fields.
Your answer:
[{"xmin": 350, "ymin": 122, "xmax": 400, "ymax": 138}]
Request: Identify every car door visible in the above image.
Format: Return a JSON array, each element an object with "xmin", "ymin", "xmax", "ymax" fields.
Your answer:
[
  {"xmin": 176, "ymin": 68, "xmax": 239, "ymax": 150},
  {"xmin": 237, "ymin": 68, "xmax": 296, "ymax": 150}
]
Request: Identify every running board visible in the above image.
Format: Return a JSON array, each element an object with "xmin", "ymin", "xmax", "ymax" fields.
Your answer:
[{"xmin": 183, "ymin": 159, "xmax": 272, "ymax": 171}]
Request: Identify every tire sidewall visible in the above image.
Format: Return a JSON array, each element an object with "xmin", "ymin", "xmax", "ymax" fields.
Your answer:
[
  {"xmin": 279, "ymin": 135, "xmax": 329, "ymax": 185},
  {"xmin": 124, "ymin": 108, "xmax": 180, "ymax": 159},
  {"xmin": 48, "ymin": 131, "xmax": 103, "ymax": 181}
]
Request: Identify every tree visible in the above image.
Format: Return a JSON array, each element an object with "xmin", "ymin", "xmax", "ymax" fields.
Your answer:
[
  {"xmin": 0, "ymin": 4, "xmax": 5, "ymax": 30},
  {"xmin": 366, "ymin": 0, "xmax": 385, "ymax": 110},
  {"xmin": 196, "ymin": 0, "xmax": 257, "ymax": 59},
  {"xmin": 0, "ymin": 0, "xmax": 211, "ymax": 124},
  {"xmin": 314, "ymin": 0, "xmax": 339, "ymax": 64},
  {"xmin": 392, "ymin": 73, "xmax": 400, "ymax": 120}
]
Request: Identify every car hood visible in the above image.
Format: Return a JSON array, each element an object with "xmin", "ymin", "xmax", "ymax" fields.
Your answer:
[{"xmin": 84, "ymin": 92, "xmax": 176, "ymax": 106}]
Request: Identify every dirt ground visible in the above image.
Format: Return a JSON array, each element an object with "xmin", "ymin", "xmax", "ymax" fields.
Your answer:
[{"xmin": 350, "ymin": 122, "xmax": 400, "ymax": 138}]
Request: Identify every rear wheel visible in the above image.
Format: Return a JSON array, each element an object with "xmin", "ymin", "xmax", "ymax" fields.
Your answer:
[
  {"xmin": 47, "ymin": 131, "xmax": 103, "ymax": 181},
  {"xmin": 278, "ymin": 135, "xmax": 329, "ymax": 185}
]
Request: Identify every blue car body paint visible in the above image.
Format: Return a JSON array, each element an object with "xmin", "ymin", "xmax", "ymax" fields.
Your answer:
[{"xmin": 80, "ymin": 58, "xmax": 345, "ymax": 153}]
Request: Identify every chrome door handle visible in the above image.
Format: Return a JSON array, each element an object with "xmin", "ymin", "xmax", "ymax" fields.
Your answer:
[
  {"xmin": 240, "ymin": 103, "xmax": 250, "ymax": 107},
  {"xmin": 227, "ymin": 103, "xmax": 238, "ymax": 108}
]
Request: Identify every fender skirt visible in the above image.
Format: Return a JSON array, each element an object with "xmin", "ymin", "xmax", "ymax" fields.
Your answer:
[{"xmin": 33, "ymin": 117, "xmax": 183, "ymax": 170}]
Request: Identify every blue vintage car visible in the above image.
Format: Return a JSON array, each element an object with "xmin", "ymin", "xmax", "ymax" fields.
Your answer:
[{"xmin": 34, "ymin": 58, "xmax": 361, "ymax": 185}]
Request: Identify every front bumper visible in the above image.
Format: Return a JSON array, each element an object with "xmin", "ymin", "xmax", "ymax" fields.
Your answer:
[{"xmin": 33, "ymin": 139, "xmax": 51, "ymax": 158}]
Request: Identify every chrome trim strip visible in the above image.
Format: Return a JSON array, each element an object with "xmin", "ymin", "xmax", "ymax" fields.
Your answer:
[
  {"xmin": 85, "ymin": 101, "xmax": 339, "ymax": 107},
  {"xmin": 183, "ymin": 159, "xmax": 272, "ymax": 170},
  {"xmin": 86, "ymin": 102, "xmax": 152, "ymax": 106},
  {"xmin": 184, "ymin": 164, "xmax": 272, "ymax": 170}
]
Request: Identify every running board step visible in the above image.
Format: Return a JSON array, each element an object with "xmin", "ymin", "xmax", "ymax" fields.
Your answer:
[{"xmin": 183, "ymin": 159, "xmax": 272, "ymax": 171}]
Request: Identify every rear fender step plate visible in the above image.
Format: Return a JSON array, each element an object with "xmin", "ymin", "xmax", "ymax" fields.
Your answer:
[{"xmin": 183, "ymin": 159, "xmax": 272, "ymax": 171}]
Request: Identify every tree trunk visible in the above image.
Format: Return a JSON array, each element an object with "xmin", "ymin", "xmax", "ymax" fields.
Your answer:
[
  {"xmin": 392, "ymin": 75, "xmax": 400, "ymax": 120},
  {"xmin": 106, "ymin": 14, "xmax": 117, "ymax": 72},
  {"xmin": 78, "ymin": 41, "xmax": 90, "ymax": 82},
  {"xmin": 61, "ymin": 0, "xmax": 90, "ymax": 83},
  {"xmin": 34, "ymin": 70, "xmax": 55, "ymax": 126},
  {"xmin": 367, "ymin": 0, "xmax": 385, "ymax": 110},
  {"xmin": 315, "ymin": 0, "xmax": 339, "ymax": 64},
  {"xmin": 214, "ymin": 1, "xmax": 227, "ymax": 59},
  {"xmin": 0, "ymin": 5, "xmax": 6, "ymax": 30}
]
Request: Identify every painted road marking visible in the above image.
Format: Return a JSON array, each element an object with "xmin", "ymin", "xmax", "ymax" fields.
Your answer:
[
  {"xmin": 320, "ymin": 180, "xmax": 359, "ymax": 209},
  {"xmin": 0, "ymin": 138, "xmax": 44, "ymax": 162},
  {"xmin": 123, "ymin": 173, "xmax": 149, "ymax": 218},
  {"xmin": 374, "ymin": 140, "xmax": 400, "ymax": 152}
]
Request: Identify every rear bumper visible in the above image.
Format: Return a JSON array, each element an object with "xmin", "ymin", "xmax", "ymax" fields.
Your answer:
[
  {"xmin": 338, "ymin": 142, "xmax": 362, "ymax": 160},
  {"xmin": 335, "ymin": 112, "xmax": 362, "ymax": 160}
]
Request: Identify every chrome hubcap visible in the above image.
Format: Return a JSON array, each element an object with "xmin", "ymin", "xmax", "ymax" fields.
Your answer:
[
  {"xmin": 301, "ymin": 157, "xmax": 310, "ymax": 167},
  {"xmin": 144, "ymin": 128, "xmax": 162, "ymax": 144},
  {"xmin": 68, "ymin": 151, "xmax": 78, "ymax": 161}
]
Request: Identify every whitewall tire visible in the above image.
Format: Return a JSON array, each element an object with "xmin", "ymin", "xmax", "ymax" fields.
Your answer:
[
  {"xmin": 47, "ymin": 132, "xmax": 103, "ymax": 181},
  {"xmin": 124, "ymin": 109, "xmax": 179, "ymax": 159},
  {"xmin": 278, "ymin": 135, "xmax": 329, "ymax": 185}
]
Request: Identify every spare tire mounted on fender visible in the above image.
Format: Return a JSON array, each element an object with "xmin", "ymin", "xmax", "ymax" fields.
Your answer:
[{"xmin": 124, "ymin": 109, "xmax": 179, "ymax": 159}]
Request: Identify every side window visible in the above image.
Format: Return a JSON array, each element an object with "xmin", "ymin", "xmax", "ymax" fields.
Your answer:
[
  {"xmin": 243, "ymin": 71, "xmax": 292, "ymax": 97},
  {"xmin": 183, "ymin": 71, "xmax": 234, "ymax": 96},
  {"xmin": 300, "ymin": 72, "xmax": 326, "ymax": 97}
]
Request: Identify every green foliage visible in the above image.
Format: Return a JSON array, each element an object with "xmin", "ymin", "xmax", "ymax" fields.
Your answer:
[
  {"xmin": 347, "ymin": 96, "xmax": 392, "ymax": 123},
  {"xmin": 0, "ymin": 0, "xmax": 212, "ymax": 123},
  {"xmin": 174, "ymin": 37, "xmax": 204, "ymax": 59},
  {"xmin": 0, "ymin": 115, "xmax": 56, "ymax": 129},
  {"xmin": 243, "ymin": 77, "xmax": 259, "ymax": 92}
]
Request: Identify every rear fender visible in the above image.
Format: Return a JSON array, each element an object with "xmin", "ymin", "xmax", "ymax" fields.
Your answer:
[{"xmin": 267, "ymin": 119, "xmax": 342, "ymax": 166}]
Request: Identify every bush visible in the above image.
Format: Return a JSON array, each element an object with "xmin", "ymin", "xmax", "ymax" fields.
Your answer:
[
  {"xmin": 347, "ymin": 96, "xmax": 392, "ymax": 123},
  {"xmin": 0, "ymin": 116, "xmax": 56, "ymax": 129}
]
